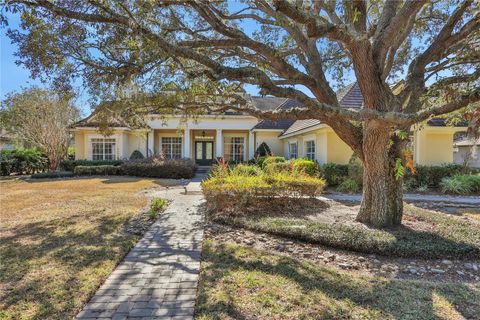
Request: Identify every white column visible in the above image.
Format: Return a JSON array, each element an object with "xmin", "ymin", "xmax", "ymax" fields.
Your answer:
[
  {"xmin": 215, "ymin": 129, "xmax": 223, "ymax": 158},
  {"xmin": 248, "ymin": 131, "xmax": 255, "ymax": 160},
  {"xmin": 183, "ymin": 128, "xmax": 191, "ymax": 159},
  {"xmin": 147, "ymin": 129, "xmax": 154, "ymax": 157}
]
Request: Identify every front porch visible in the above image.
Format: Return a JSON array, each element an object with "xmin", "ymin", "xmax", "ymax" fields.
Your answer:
[{"xmin": 150, "ymin": 128, "xmax": 255, "ymax": 165}]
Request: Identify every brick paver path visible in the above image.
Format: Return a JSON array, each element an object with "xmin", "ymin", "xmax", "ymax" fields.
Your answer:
[{"xmin": 77, "ymin": 182, "xmax": 204, "ymax": 320}]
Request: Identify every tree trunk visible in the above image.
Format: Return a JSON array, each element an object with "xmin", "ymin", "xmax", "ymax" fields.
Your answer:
[{"xmin": 356, "ymin": 120, "xmax": 403, "ymax": 227}]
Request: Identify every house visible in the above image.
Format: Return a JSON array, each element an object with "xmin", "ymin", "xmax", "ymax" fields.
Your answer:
[
  {"xmin": 453, "ymin": 138, "xmax": 480, "ymax": 168},
  {"xmin": 72, "ymin": 83, "xmax": 467, "ymax": 166}
]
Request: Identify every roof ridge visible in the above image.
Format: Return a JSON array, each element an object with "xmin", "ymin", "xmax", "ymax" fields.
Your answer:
[{"xmin": 275, "ymin": 98, "xmax": 291, "ymax": 110}]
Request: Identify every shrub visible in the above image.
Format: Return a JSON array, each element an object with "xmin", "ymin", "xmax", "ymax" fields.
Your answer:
[
  {"xmin": 321, "ymin": 163, "xmax": 348, "ymax": 186},
  {"xmin": 0, "ymin": 149, "xmax": 49, "ymax": 176},
  {"xmin": 290, "ymin": 158, "xmax": 320, "ymax": 176},
  {"xmin": 260, "ymin": 156, "xmax": 285, "ymax": 168},
  {"xmin": 31, "ymin": 171, "xmax": 74, "ymax": 179},
  {"xmin": 336, "ymin": 178, "xmax": 362, "ymax": 193},
  {"xmin": 440, "ymin": 174, "xmax": 480, "ymax": 195},
  {"xmin": 202, "ymin": 169, "xmax": 326, "ymax": 215},
  {"xmin": 121, "ymin": 158, "xmax": 196, "ymax": 179},
  {"xmin": 74, "ymin": 165, "xmax": 122, "ymax": 176},
  {"xmin": 255, "ymin": 142, "xmax": 272, "ymax": 157},
  {"xmin": 129, "ymin": 150, "xmax": 145, "ymax": 160},
  {"xmin": 263, "ymin": 161, "xmax": 291, "ymax": 174},
  {"xmin": 231, "ymin": 164, "xmax": 261, "ymax": 176},
  {"xmin": 148, "ymin": 197, "xmax": 168, "ymax": 219},
  {"xmin": 60, "ymin": 159, "xmax": 123, "ymax": 171},
  {"xmin": 346, "ymin": 155, "xmax": 363, "ymax": 185},
  {"xmin": 404, "ymin": 164, "xmax": 464, "ymax": 189}
]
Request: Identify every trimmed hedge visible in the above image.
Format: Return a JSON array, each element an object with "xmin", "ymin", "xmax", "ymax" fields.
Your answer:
[
  {"xmin": 1, "ymin": 149, "xmax": 49, "ymax": 176},
  {"xmin": 320, "ymin": 163, "xmax": 349, "ymax": 186},
  {"xmin": 74, "ymin": 165, "xmax": 122, "ymax": 176},
  {"xmin": 31, "ymin": 171, "xmax": 74, "ymax": 179},
  {"xmin": 256, "ymin": 156, "xmax": 285, "ymax": 168},
  {"xmin": 59, "ymin": 160, "xmax": 123, "ymax": 171},
  {"xmin": 129, "ymin": 150, "xmax": 145, "ymax": 160},
  {"xmin": 120, "ymin": 159, "xmax": 196, "ymax": 179},
  {"xmin": 202, "ymin": 162, "xmax": 326, "ymax": 215},
  {"xmin": 290, "ymin": 158, "xmax": 320, "ymax": 176},
  {"xmin": 404, "ymin": 164, "xmax": 465, "ymax": 189}
]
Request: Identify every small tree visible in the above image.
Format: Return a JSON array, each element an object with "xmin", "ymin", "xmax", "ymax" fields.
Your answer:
[
  {"xmin": 255, "ymin": 142, "xmax": 272, "ymax": 157},
  {"xmin": 0, "ymin": 88, "xmax": 79, "ymax": 171}
]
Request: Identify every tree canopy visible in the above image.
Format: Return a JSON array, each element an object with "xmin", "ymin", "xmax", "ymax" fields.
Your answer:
[
  {"xmin": 0, "ymin": 87, "xmax": 79, "ymax": 170},
  {"xmin": 2, "ymin": 0, "xmax": 479, "ymax": 226}
]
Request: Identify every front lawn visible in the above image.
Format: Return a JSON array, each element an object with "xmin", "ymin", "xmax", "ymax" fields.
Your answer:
[
  {"xmin": 213, "ymin": 202, "xmax": 480, "ymax": 259},
  {"xmin": 196, "ymin": 240, "xmax": 480, "ymax": 320},
  {"xmin": 0, "ymin": 177, "xmax": 176, "ymax": 320}
]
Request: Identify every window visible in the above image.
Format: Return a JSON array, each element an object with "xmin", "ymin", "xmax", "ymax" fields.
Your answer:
[
  {"xmin": 92, "ymin": 138, "xmax": 116, "ymax": 160},
  {"xmin": 161, "ymin": 137, "xmax": 183, "ymax": 159},
  {"xmin": 224, "ymin": 137, "xmax": 245, "ymax": 162},
  {"xmin": 288, "ymin": 142, "xmax": 298, "ymax": 159},
  {"xmin": 305, "ymin": 140, "xmax": 315, "ymax": 160}
]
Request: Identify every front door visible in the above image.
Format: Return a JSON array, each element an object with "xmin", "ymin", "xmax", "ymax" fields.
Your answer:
[{"xmin": 195, "ymin": 141, "xmax": 214, "ymax": 165}]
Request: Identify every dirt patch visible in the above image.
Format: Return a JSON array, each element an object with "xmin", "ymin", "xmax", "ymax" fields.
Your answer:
[{"xmin": 205, "ymin": 223, "xmax": 480, "ymax": 284}]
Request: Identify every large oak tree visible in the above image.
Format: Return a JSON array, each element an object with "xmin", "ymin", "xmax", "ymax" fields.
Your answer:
[{"xmin": 2, "ymin": 0, "xmax": 479, "ymax": 227}]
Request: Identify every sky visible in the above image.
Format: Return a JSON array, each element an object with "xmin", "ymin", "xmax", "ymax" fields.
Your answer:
[{"xmin": 1, "ymin": 14, "xmax": 44, "ymax": 99}]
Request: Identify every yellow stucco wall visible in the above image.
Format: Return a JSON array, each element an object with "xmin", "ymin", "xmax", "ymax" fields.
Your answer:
[
  {"xmin": 413, "ymin": 127, "xmax": 460, "ymax": 165},
  {"xmin": 281, "ymin": 128, "xmax": 353, "ymax": 164},
  {"xmin": 255, "ymin": 131, "xmax": 284, "ymax": 156},
  {"xmin": 74, "ymin": 131, "xmax": 85, "ymax": 159},
  {"xmin": 127, "ymin": 131, "xmax": 147, "ymax": 158},
  {"xmin": 326, "ymin": 131, "xmax": 354, "ymax": 164}
]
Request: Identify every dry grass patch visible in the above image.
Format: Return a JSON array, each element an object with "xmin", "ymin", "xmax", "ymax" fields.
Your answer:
[
  {"xmin": 196, "ymin": 240, "xmax": 480, "ymax": 320},
  {"xmin": 0, "ymin": 177, "xmax": 176, "ymax": 320}
]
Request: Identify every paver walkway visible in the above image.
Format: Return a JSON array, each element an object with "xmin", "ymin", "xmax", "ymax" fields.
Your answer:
[
  {"xmin": 77, "ymin": 177, "xmax": 205, "ymax": 320},
  {"xmin": 321, "ymin": 193, "xmax": 480, "ymax": 205}
]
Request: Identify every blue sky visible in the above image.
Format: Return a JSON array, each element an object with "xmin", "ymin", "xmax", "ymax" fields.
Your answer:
[{"xmin": 1, "ymin": 14, "xmax": 44, "ymax": 98}]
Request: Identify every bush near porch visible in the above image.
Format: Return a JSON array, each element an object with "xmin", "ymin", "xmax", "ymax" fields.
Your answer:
[
  {"xmin": 120, "ymin": 158, "xmax": 197, "ymax": 179},
  {"xmin": 59, "ymin": 159, "xmax": 124, "ymax": 171},
  {"xmin": 202, "ymin": 161, "xmax": 326, "ymax": 215}
]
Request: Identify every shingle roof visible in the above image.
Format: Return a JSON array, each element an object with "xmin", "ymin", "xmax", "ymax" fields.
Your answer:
[
  {"xmin": 338, "ymin": 82, "xmax": 363, "ymax": 108},
  {"xmin": 252, "ymin": 119, "xmax": 296, "ymax": 130},
  {"xmin": 426, "ymin": 118, "xmax": 468, "ymax": 127},
  {"xmin": 280, "ymin": 119, "xmax": 321, "ymax": 137},
  {"xmin": 250, "ymin": 96, "xmax": 289, "ymax": 111}
]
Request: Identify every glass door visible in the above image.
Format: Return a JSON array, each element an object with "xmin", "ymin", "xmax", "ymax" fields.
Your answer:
[{"xmin": 195, "ymin": 141, "xmax": 214, "ymax": 165}]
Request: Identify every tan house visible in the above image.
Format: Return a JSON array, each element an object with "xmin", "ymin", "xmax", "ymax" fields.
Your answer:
[
  {"xmin": 453, "ymin": 138, "xmax": 480, "ymax": 168},
  {"xmin": 72, "ymin": 83, "xmax": 467, "ymax": 166}
]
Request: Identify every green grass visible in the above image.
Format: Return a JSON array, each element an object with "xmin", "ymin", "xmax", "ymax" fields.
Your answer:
[
  {"xmin": 214, "ymin": 205, "xmax": 480, "ymax": 259},
  {"xmin": 148, "ymin": 197, "xmax": 168, "ymax": 219},
  {"xmin": 196, "ymin": 240, "xmax": 480, "ymax": 320}
]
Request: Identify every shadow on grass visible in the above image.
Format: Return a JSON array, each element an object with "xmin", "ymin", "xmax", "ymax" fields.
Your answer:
[
  {"xmin": 196, "ymin": 241, "xmax": 480, "ymax": 320},
  {"xmin": 0, "ymin": 214, "xmax": 138, "ymax": 320},
  {"xmin": 23, "ymin": 175, "xmax": 184, "ymax": 187},
  {"xmin": 209, "ymin": 198, "xmax": 480, "ymax": 259}
]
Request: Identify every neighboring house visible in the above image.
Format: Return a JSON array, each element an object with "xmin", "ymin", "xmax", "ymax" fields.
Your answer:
[
  {"xmin": 0, "ymin": 128, "xmax": 15, "ymax": 151},
  {"xmin": 71, "ymin": 83, "xmax": 467, "ymax": 166},
  {"xmin": 453, "ymin": 138, "xmax": 480, "ymax": 168}
]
